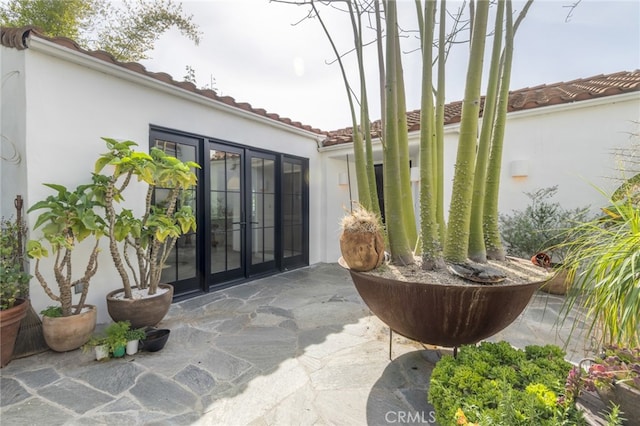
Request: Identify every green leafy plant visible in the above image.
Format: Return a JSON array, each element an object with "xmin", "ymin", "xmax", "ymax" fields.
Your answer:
[
  {"xmin": 499, "ymin": 186, "xmax": 589, "ymax": 262},
  {"xmin": 428, "ymin": 341, "xmax": 585, "ymax": 425},
  {"xmin": 39, "ymin": 306, "xmax": 63, "ymax": 318},
  {"xmin": 559, "ymin": 186, "xmax": 640, "ymax": 348},
  {"xmin": 104, "ymin": 320, "xmax": 131, "ymax": 353},
  {"xmin": 0, "ymin": 216, "xmax": 30, "ymax": 310},
  {"xmin": 124, "ymin": 327, "xmax": 146, "ymax": 341},
  {"xmin": 93, "ymin": 137, "xmax": 199, "ymax": 298},
  {"xmin": 26, "ymin": 183, "xmax": 104, "ymax": 317}
]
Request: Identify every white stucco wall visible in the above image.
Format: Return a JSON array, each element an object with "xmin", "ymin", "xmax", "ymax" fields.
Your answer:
[
  {"xmin": 7, "ymin": 38, "xmax": 322, "ymax": 323},
  {"xmin": 321, "ymin": 93, "xmax": 640, "ymax": 263}
]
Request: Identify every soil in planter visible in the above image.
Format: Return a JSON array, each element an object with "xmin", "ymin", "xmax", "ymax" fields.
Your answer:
[{"xmin": 366, "ymin": 255, "xmax": 550, "ymax": 286}]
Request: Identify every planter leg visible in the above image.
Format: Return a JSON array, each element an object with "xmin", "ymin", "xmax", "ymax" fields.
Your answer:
[{"xmin": 389, "ymin": 328, "xmax": 393, "ymax": 361}]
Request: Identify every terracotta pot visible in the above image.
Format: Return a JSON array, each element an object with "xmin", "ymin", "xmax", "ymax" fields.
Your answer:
[
  {"xmin": 597, "ymin": 382, "xmax": 640, "ymax": 425},
  {"xmin": 539, "ymin": 268, "xmax": 571, "ymax": 295},
  {"xmin": 42, "ymin": 305, "xmax": 97, "ymax": 352},
  {"xmin": 0, "ymin": 298, "xmax": 29, "ymax": 367},
  {"xmin": 340, "ymin": 230, "xmax": 385, "ymax": 272},
  {"xmin": 347, "ymin": 268, "xmax": 543, "ymax": 347},
  {"xmin": 106, "ymin": 284, "xmax": 174, "ymax": 329}
]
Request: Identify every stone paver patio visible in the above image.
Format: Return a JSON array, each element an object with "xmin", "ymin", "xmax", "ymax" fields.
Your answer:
[{"xmin": 0, "ymin": 263, "xmax": 592, "ymax": 425}]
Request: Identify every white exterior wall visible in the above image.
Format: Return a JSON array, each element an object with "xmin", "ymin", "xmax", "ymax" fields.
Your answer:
[
  {"xmin": 321, "ymin": 93, "xmax": 640, "ymax": 263},
  {"xmin": 5, "ymin": 39, "xmax": 322, "ymax": 323}
]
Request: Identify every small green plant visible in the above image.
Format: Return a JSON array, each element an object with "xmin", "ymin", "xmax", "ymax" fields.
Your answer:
[
  {"xmin": 499, "ymin": 186, "xmax": 589, "ymax": 262},
  {"xmin": 104, "ymin": 321, "xmax": 131, "ymax": 353},
  {"xmin": 40, "ymin": 306, "xmax": 63, "ymax": 317},
  {"xmin": 428, "ymin": 341, "xmax": 585, "ymax": 425},
  {"xmin": 124, "ymin": 328, "xmax": 146, "ymax": 341},
  {"xmin": 0, "ymin": 217, "xmax": 31, "ymax": 310}
]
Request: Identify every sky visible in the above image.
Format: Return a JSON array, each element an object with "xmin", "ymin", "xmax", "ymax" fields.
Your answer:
[{"xmin": 140, "ymin": 0, "xmax": 640, "ymax": 132}]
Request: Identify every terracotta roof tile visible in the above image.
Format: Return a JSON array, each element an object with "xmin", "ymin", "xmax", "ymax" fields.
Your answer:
[
  {"xmin": 0, "ymin": 26, "xmax": 328, "ymax": 137},
  {"xmin": 323, "ymin": 70, "xmax": 640, "ymax": 146},
  {"xmin": 2, "ymin": 26, "xmax": 638, "ymax": 145}
]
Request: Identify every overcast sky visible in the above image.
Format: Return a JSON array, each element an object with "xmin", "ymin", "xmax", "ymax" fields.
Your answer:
[{"xmin": 141, "ymin": 0, "xmax": 640, "ymax": 132}]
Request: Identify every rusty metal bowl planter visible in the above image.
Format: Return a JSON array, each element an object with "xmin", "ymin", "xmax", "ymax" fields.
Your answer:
[{"xmin": 347, "ymin": 267, "xmax": 544, "ymax": 348}]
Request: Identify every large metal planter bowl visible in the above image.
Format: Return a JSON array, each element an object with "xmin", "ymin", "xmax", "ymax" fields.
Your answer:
[{"xmin": 348, "ymin": 269, "xmax": 543, "ymax": 347}]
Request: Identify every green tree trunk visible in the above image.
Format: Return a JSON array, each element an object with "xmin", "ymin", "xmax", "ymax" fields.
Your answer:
[
  {"xmin": 443, "ymin": 0, "xmax": 490, "ymax": 264},
  {"xmin": 484, "ymin": 0, "xmax": 517, "ymax": 260},
  {"xmin": 419, "ymin": 0, "xmax": 442, "ymax": 269},
  {"xmin": 468, "ymin": 0, "xmax": 505, "ymax": 263},
  {"xmin": 384, "ymin": 0, "xmax": 414, "ymax": 265}
]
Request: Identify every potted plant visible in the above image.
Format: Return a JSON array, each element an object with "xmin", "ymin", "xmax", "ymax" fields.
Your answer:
[
  {"xmin": 124, "ymin": 326, "xmax": 146, "ymax": 355},
  {"xmin": 83, "ymin": 335, "xmax": 110, "ymax": 361},
  {"xmin": 104, "ymin": 320, "xmax": 131, "ymax": 358},
  {"xmin": 93, "ymin": 137, "xmax": 199, "ymax": 328},
  {"xmin": 310, "ymin": 0, "xmax": 548, "ymax": 347},
  {"xmin": 26, "ymin": 183, "xmax": 104, "ymax": 352},
  {"xmin": 499, "ymin": 186, "xmax": 589, "ymax": 294},
  {"xmin": 559, "ymin": 181, "xmax": 640, "ymax": 350},
  {"xmin": 566, "ymin": 346, "xmax": 640, "ymax": 424},
  {"xmin": 428, "ymin": 341, "xmax": 585, "ymax": 425},
  {"xmin": 0, "ymin": 217, "xmax": 31, "ymax": 367}
]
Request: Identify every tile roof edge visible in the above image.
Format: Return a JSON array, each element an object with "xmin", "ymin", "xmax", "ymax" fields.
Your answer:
[{"xmin": 0, "ymin": 25, "xmax": 329, "ymax": 137}]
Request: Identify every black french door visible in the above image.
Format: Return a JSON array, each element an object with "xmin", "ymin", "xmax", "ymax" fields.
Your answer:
[
  {"xmin": 208, "ymin": 143, "xmax": 278, "ymax": 283},
  {"xmin": 151, "ymin": 127, "xmax": 308, "ymax": 298}
]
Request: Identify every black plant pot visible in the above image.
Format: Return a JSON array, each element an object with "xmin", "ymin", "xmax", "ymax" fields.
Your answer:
[{"xmin": 141, "ymin": 329, "xmax": 170, "ymax": 352}]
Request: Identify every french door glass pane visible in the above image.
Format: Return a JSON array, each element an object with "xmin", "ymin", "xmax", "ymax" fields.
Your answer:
[
  {"xmin": 250, "ymin": 157, "xmax": 275, "ymax": 266},
  {"xmin": 153, "ymin": 140, "xmax": 197, "ymax": 283}
]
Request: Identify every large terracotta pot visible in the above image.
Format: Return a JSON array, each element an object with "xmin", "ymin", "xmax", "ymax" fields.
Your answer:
[
  {"xmin": 539, "ymin": 268, "xmax": 571, "ymax": 295},
  {"xmin": 348, "ymin": 269, "xmax": 543, "ymax": 347},
  {"xmin": 106, "ymin": 284, "xmax": 174, "ymax": 329},
  {"xmin": 42, "ymin": 304, "xmax": 97, "ymax": 352},
  {"xmin": 0, "ymin": 298, "xmax": 29, "ymax": 367}
]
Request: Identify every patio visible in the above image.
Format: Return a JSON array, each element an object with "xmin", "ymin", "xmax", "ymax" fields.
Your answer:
[{"xmin": 0, "ymin": 263, "xmax": 595, "ymax": 425}]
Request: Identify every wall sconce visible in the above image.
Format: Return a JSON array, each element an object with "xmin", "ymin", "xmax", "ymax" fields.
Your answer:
[
  {"xmin": 410, "ymin": 166, "xmax": 420, "ymax": 182},
  {"xmin": 338, "ymin": 172, "xmax": 349, "ymax": 186},
  {"xmin": 509, "ymin": 160, "xmax": 529, "ymax": 178}
]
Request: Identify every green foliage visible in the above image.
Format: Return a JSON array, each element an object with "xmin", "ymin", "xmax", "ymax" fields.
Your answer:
[
  {"xmin": 104, "ymin": 320, "xmax": 131, "ymax": 352},
  {"xmin": 40, "ymin": 305, "xmax": 62, "ymax": 317},
  {"xmin": 559, "ymin": 188, "xmax": 640, "ymax": 348},
  {"xmin": 93, "ymin": 137, "xmax": 199, "ymax": 297},
  {"xmin": 0, "ymin": 0, "xmax": 200, "ymax": 62},
  {"xmin": 26, "ymin": 183, "xmax": 104, "ymax": 316},
  {"xmin": 125, "ymin": 327, "xmax": 146, "ymax": 341},
  {"xmin": 0, "ymin": 217, "xmax": 30, "ymax": 310},
  {"xmin": 428, "ymin": 341, "xmax": 585, "ymax": 425},
  {"xmin": 499, "ymin": 186, "xmax": 589, "ymax": 261}
]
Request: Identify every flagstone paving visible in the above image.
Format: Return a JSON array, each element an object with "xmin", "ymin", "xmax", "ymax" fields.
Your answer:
[{"xmin": 0, "ymin": 263, "xmax": 592, "ymax": 425}]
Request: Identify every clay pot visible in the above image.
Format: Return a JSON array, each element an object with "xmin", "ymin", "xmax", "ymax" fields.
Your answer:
[
  {"xmin": 339, "ymin": 230, "xmax": 385, "ymax": 272},
  {"xmin": 106, "ymin": 284, "xmax": 174, "ymax": 329},
  {"xmin": 0, "ymin": 298, "xmax": 29, "ymax": 367},
  {"xmin": 42, "ymin": 305, "xmax": 97, "ymax": 352}
]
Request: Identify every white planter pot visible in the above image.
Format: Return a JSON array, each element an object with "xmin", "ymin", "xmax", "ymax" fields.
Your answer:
[
  {"xmin": 94, "ymin": 344, "xmax": 109, "ymax": 361},
  {"xmin": 126, "ymin": 340, "xmax": 139, "ymax": 355}
]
